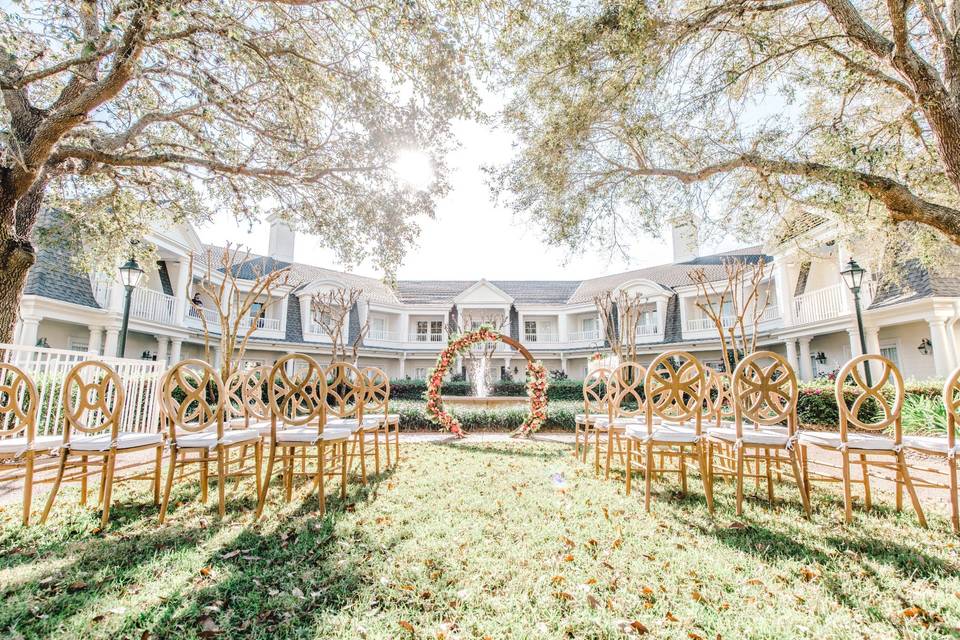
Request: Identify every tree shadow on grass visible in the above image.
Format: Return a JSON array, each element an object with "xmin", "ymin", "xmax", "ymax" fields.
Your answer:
[
  {"xmin": 438, "ymin": 440, "xmax": 570, "ymax": 462},
  {"xmin": 1, "ymin": 462, "xmax": 398, "ymax": 639}
]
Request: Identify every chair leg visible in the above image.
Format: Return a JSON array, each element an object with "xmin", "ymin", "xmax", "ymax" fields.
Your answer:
[
  {"xmin": 358, "ymin": 431, "xmax": 368, "ymax": 484},
  {"xmin": 22, "ymin": 451, "xmax": 35, "ymax": 526},
  {"xmin": 254, "ymin": 440, "xmax": 263, "ymax": 499},
  {"xmin": 41, "ymin": 450, "xmax": 68, "ymax": 524},
  {"xmin": 679, "ymin": 446, "xmax": 688, "ymax": 496},
  {"xmin": 159, "ymin": 445, "xmax": 179, "ymax": 524},
  {"xmin": 765, "ymin": 449, "xmax": 775, "ymax": 503},
  {"xmin": 788, "ymin": 447, "xmax": 811, "ymax": 518},
  {"xmin": 604, "ymin": 429, "xmax": 613, "ymax": 480},
  {"xmin": 800, "ymin": 445, "xmax": 810, "ymax": 496},
  {"xmin": 383, "ymin": 425, "xmax": 392, "ymax": 467},
  {"xmin": 200, "ymin": 453, "xmax": 209, "ymax": 503},
  {"xmin": 949, "ymin": 456, "xmax": 959, "ymax": 535},
  {"xmin": 644, "ymin": 442, "xmax": 653, "ymax": 512},
  {"xmin": 97, "ymin": 455, "xmax": 107, "ymax": 505},
  {"xmin": 153, "ymin": 446, "xmax": 162, "ymax": 505},
  {"xmin": 593, "ymin": 430, "xmax": 601, "ymax": 475},
  {"xmin": 698, "ymin": 444, "xmax": 714, "ymax": 514},
  {"xmin": 80, "ymin": 455, "xmax": 88, "ymax": 506},
  {"xmin": 625, "ymin": 439, "xmax": 633, "ymax": 496},
  {"xmin": 254, "ymin": 440, "xmax": 277, "ymax": 520},
  {"xmin": 318, "ymin": 443, "xmax": 327, "ymax": 515},
  {"xmin": 216, "ymin": 444, "xmax": 226, "ymax": 518},
  {"xmin": 840, "ymin": 448, "xmax": 853, "ymax": 524},
  {"xmin": 340, "ymin": 442, "xmax": 348, "ymax": 499},
  {"xmin": 897, "ymin": 451, "xmax": 927, "ymax": 528},
  {"xmin": 100, "ymin": 450, "xmax": 118, "ymax": 529},
  {"xmin": 860, "ymin": 453, "xmax": 872, "ymax": 511},
  {"xmin": 373, "ymin": 430, "xmax": 381, "ymax": 476},
  {"xmin": 735, "ymin": 445, "xmax": 745, "ymax": 517},
  {"xmin": 284, "ymin": 447, "xmax": 294, "ymax": 503},
  {"xmin": 394, "ymin": 423, "xmax": 400, "ymax": 464}
]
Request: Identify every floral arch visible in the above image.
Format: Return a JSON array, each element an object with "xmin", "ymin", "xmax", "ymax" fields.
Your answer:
[{"xmin": 425, "ymin": 326, "xmax": 548, "ymax": 438}]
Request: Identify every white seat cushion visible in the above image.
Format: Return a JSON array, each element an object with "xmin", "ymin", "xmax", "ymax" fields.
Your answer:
[
  {"xmin": 797, "ymin": 431, "xmax": 896, "ymax": 451},
  {"xmin": 70, "ymin": 432, "xmax": 163, "ymax": 452},
  {"xmin": 901, "ymin": 435, "xmax": 955, "ymax": 455},
  {"xmin": 0, "ymin": 435, "xmax": 62, "ymax": 455},
  {"xmin": 276, "ymin": 428, "xmax": 350, "ymax": 443},
  {"xmin": 225, "ymin": 417, "xmax": 248, "ymax": 429},
  {"xmin": 707, "ymin": 426, "xmax": 792, "ymax": 447},
  {"xmin": 364, "ymin": 412, "xmax": 400, "ymax": 424},
  {"xmin": 177, "ymin": 429, "xmax": 261, "ymax": 449},
  {"xmin": 626, "ymin": 424, "xmax": 699, "ymax": 443},
  {"xmin": 325, "ymin": 417, "xmax": 366, "ymax": 432},
  {"xmin": 575, "ymin": 413, "xmax": 608, "ymax": 423}
]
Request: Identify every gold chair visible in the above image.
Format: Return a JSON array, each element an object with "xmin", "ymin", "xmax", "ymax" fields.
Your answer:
[
  {"xmin": 0, "ymin": 363, "xmax": 60, "ymax": 525},
  {"xmin": 601, "ymin": 362, "xmax": 646, "ymax": 482},
  {"xmin": 797, "ymin": 354, "xmax": 926, "ymax": 527},
  {"xmin": 893, "ymin": 365, "xmax": 960, "ymax": 532},
  {"xmin": 575, "ymin": 368, "xmax": 609, "ymax": 463},
  {"xmin": 255, "ymin": 354, "xmax": 350, "ymax": 519},
  {"xmin": 360, "ymin": 366, "xmax": 399, "ymax": 470},
  {"xmin": 324, "ymin": 361, "xmax": 378, "ymax": 484},
  {"xmin": 625, "ymin": 351, "xmax": 713, "ymax": 512},
  {"xmin": 705, "ymin": 351, "xmax": 810, "ymax": 518},
  {"xmin": 158, "ymin": 360, "xmax": 263, "ymax": 522},
  {"xmin": 41, "ymin": 361, "xmax": 164, "ymax": 528}
]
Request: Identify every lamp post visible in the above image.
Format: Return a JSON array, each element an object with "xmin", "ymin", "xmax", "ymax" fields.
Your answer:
[
  {"xmin": 117, "ymin": 255, "xmax": 144, "ymax": 358},
  {"xmin": 840, "ymin": 258, "xmax": 871, "ymax": 385}
]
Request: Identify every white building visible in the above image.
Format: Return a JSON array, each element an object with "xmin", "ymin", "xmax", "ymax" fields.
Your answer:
[{"xmin": 13, "ymin": 213, "xmax": 960, "ymax": 380}]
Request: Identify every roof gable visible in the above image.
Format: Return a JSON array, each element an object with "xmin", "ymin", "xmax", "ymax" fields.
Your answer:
[{"xmin": 454, "ymin": 279, "xmax": 514, "ymax": 305}]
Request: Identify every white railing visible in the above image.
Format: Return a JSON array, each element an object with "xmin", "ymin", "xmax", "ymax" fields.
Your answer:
[
  {"xmin": 567, "ymin": 329, "xmax": 601, "ymax": 342},
  {"xmin": 759, "ymin": 305, "xmax": 780, "ymax": 322},
  {"xmin": 130, "ymin": 287, "xmax": 176, "ymax": 324},
  {"xmin": 793, "ymin": 283, "xmax": 849, "ymax": 325},
  {"xmin": 524, "ymin": 333, "xmax": 559, "ymax": 343},
  {"xmin": 238, "ymin": 315, "xmax": 282, "ymax": 333},
  {"xmin": 686, "ymin": 315, "xmax": 737, "ymax": 333},
  {"xmin": 186, "ymin": 306, "xmax": 221, "ymax": 329},
  {"xmin": 0, "ymin": 344, "xmax": 164, "ymax": 437},
  {"xmin": 634, "ymin": 323, "xmax": 660, "ymax": 337},
  {"xmin": 408, "ymin": 332, "xmax": 445, "ymax": 343},
  {"xmin": 91, "ymin": 274, "xmax": 112, "ymax": 308}
]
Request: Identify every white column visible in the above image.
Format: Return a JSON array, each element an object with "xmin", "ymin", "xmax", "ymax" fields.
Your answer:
[
  {"xmin": 399, "ymin": 311, "xmax": 410, "ymax": 341},
  {"xmin": 156, "ymin": 336, "xmax": 170, "ymax": 366},
  {"xmin": 213, "ymin": 346, "xmax": 223, "ymax": 368},
  {"xmin": 517, "ymin": 311, "xmax": 525, "ymax": 340},
  {"xmin": 797, "ymin": 336, "xmax": 813, "ymax": 381},
  {"xmin": 169, "ymin": 338, "xmax": 183, "ymax": 364},
  {"xmin": 18, "ymin": 319, "xmax": 40, "ymax": 347},
  {"xmin": 785, "ymin": 339, "xmax": 799, "ymax": 375},
  {"xmin": 104, "ymin": 327, "xmax": 120, "ymax": 357},
  {"xmin": 929, "ymin": 319, "xmax": 953, "ymax": 376},
  {"xmin": 774, "ymin": 258, "xmax": 794, "ymax": 326},
  {"xmin": 88, "ymin": 326, "xmax": 104, "ymax": 355},
  {"xmin": 399, "ymin": 354, "xmax": 406, "ymax": 378},
  {"xmin": 847, "ymin": 327, "xmax": 863, "ymax": 360},
  {"xmin": 172, "ymin": 260, "xmax": 192, "ymax": 325},
  {"xmin": 107, "ymin": 279, "xmax": 125, "ymax": 313},
  {"xmin": 655, "ymin": 298, "xmax": 667, "ymax": 336},
  {"xmin": 558, "ymin": 313, "xmax": 569, "ymax": 342},
  {"xmin": 560, "ymin": 352, "xmax": 568, "ymax": 374}
]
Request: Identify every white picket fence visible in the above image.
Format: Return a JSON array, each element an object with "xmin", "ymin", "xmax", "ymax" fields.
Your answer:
[{"xmin": 0, "ymin": 344, "xmax": 165, "ymax": 437}]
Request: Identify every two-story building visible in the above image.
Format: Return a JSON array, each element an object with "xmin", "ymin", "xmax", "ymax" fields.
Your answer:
[{"xmin": 13, "ymin": 212, "xmax": 960, "ymax": 380}]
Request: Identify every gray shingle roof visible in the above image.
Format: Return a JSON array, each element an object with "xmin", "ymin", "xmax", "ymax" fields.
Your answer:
[
  {"xmin": 396, "ymin": 280, "xmax": 581, "ymax": 305},
  {"xmin": 869, "ymin": 259, "xmax": 960, "ymax": 309},
  {"xmin": 24, "ymin": 244, "xmax": 100, "ymax": 309}
]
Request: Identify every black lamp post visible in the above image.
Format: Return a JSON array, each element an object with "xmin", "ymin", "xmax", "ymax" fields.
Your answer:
[
  {"xmin": 840, "ymin": 258, "xmax": 871, "ymax": 385},
  {"xmin": 116, "ymin": 255, "xmax": 144, "ymax": 358}
]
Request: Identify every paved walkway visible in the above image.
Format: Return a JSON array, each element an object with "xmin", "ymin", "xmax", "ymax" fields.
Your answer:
[{"xmin": 1, "ymin": 432, "xmax": 955, "ymax": 520}]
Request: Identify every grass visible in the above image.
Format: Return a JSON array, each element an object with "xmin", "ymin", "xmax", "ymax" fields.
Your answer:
[{"xmin": 1, "ymin": 441, "xmax": 959, "ymax": 639}]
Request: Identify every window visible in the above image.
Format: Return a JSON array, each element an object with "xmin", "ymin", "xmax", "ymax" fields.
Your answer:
[
  {"xmin": 880, "ymin": 343, "xmax": 900, "ymax": 369},
  {"xmin": 370, "ymin": 316, "xmax": 387, "ymax": 339},
  {"xmin": 524, "ymin": 320, "xmax": 537, "ymax": 341},
  {"xmin": 68, "ymin": 337, "xmax": 89, "ymax": 353},
  {"xmin": 249, "ymin": 302, "xmax": 264, "ymax": 328},
  {"xmin": 416, "ymin": 321, "xmax": 428, "ymax": 341},
  {"xmin": 430, "ymin": 320, "xmax": 443, "ymax": 339},
  {"xmin": 414, "ymin": 367, "xmax": 427, "ymax": 379},
  {"xmin": 582, "ymin": 317, "xmax": 597, "ymax": 333},
  {"xmin": 639, "ymin": 309, "xmax": 657, "ymax": 327}
]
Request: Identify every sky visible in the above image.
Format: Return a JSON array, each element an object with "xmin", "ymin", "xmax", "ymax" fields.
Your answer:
[{"xmin": 195, "ymin": 116, "xmax": 745, "ymax": 282}]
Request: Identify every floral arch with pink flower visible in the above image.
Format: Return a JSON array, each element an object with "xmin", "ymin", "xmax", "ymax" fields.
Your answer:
[{"xmin": 425, "ymin": 326, "xmax": 548, "ymax": 438}]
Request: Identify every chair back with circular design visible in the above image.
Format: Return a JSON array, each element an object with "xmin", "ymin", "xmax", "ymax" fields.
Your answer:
[
  {"xmin": 324, "ymin": 361, "xmax": 365, "ymax": 420},
  {"xmin": 242, "ymin": 365, "xmax": 273, "ymax": 423},
  {"xmin": 223, "ymin": 369, "xmax": 246, "ymax": 427},
  {"xmin": 61, "ymin": 361, "xmax": 125, "ymax": 444},
  {"xmin": 644, "ymin": 351, "xmax": 705, "ymax": 432},
  {"xmin": 161, "ymin": 360, "xmax": 224, "ymax": 442},
  {"xmin": 0, "ymin": 363, "xmax": 39, "ymax": 443},
  {"xmin": 835, "ymin": 354, "xmax": 904, "ymax": 441},
  {"xmin": 943, "ymin": 366, "xmax": 960, "ymax": 450},
  {"xmin": 269, "ymin": 354, "xmax": 325, "ymax": 430},
  {"xmin": 582, "ymin": 368, "xmax": 610, "ymax": 418},
  {"xmin": 703, "ymin": 370, "xmax": 735, "ymax": 427},
  {"xmin": 608, "ymin": 362, "xmax": 647, "ymax": 422},
  {"xmin": 360, "ymin": 366, "xmax": 390, "ymax": 419},
  {"xmin": 731, "ymin": 351, "xmax": 799, "ymax": 435}
]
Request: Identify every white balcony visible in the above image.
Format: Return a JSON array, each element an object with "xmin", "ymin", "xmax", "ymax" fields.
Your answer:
[
  {"xmin": 524, "ymin": 333, "xmax": 559, "ymax": 343},
  {"xmin": 238, "ymin": 315, "xmax": 282, "ymax": 333},
  {"xmin": 130, "ymin": 287, "xmax": 177, "ymax": 324},
  {"xmin": 634, "ymin": 323, "xmax": 661, "ymax": 337},
  {"xmin": 686, "ymin": 315, "xmax": 736, "ymax": 333},
  {"xmin": 793, "ymin": 283, "xmax": 849, "ymax": 325},
  {"xmin": 186, "ymin": 306, "xmax": 221, "ymax": 330},
  {"xmin": 567, "ymin": 329, "xmax": 601, "ymax": 342},
  {"xmin": 408, "ymin": 332, "xmax": 445, "ymax": 343}
]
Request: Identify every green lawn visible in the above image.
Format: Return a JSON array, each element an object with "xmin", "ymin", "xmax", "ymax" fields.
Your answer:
[{"xmin": 1, "ymin": 441, "xmax": 959, "ymax": 639}]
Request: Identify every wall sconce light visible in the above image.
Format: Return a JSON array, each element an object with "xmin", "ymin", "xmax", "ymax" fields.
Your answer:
[
  {"xmin": 142, "ymin": 350, "xmax": 154, "ymax": 360},
  {"xmin": 918, "ymin": 338, "xmax": 932, "ymax": 355},
  {"xmin": 814, "ymin": 351, "xmax": 827, "ymax": 365}
]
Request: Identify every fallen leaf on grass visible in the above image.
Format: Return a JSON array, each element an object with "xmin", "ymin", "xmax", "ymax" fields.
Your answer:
[
  {"xmin": 799, "ymin": 567, "xmax": 820, "ymax": 582},
  {"xmin": 586, "ymin": 594, "xmax": 600, "ymax": 609},
  {"xmin": 727, "ymin": 521, "xmax": 749, "ymax": 530},
  {"xmin": 199, "ymin": 566, "xmax": 212, "ymax": 577},
  {"xmin": 688, "ymin": 633, "xmax": 705, "ymax": 640},
  {"xmin": 551, "ymin": 575, "xmax": 565, "ymax": 586},
  {"xmin": 66, "ymin": 581, "xmax": 88, "ymax": 593},
  {"xmin": 399, "ymin": 620, "xmax": 415, "ymax": 633},
  {"xmin": 553, "ymin": 591, "xmax": 574, "ymax": 601},
  {"xmin": 691, "ymin": 591, "xmax": 706, "ymax": 603},
  {"xmin": 563, "ymin": 554, "xmax": 574, "ymax": 562},
  {"xmin": 665, "ymin": 612, "xmax": 679, "ymax": 622},
  {"xmin": 221, "ymin": 550, "xmax": 240, "ymax": 560},
  {"xmin": 615, "ymin": 620, "xmax": 650, "ymax": 635}
]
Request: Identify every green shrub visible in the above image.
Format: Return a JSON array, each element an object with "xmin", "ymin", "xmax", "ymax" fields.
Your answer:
[
  {"xmin": 389, "ymin": 378, "xmax": 587, "ymax": 401},
  {"xmin": 901, "ymin": 394, "xmax": 948, "ymax": 435},
  {"xmin": 390, "ymin": 399, "xmax": 579, "ymax": 432}
]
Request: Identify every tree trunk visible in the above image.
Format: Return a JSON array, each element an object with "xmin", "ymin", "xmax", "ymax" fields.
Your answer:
[{"xmin": 0, "ymin": 237, "xmax": 36, "ymax": 343}]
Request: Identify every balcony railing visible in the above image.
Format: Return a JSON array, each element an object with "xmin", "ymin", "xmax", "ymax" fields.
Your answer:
[
  {"xmin": 129, "ymin": 287, "xmax": 177, "ymax": 325},
  {"xmin": 793, "ymin": 283, "xmax": 848, "ymax": 325},
  {"xmin": 567, "ymin": 329, "xmax": 601, "ymax": 342},
  {"xmin": 634, "ymin": 323, "xmax": 660, "ymax": 337},
  {"xmin": 686, "ymin": 315, "xmax": 737, "ymax": 333},
  {"xmin": 238, "ymin": 315, "xmax": 282, "ymax": 333},
  {"xmin": 187, "ymin": 306, "xmax": 221, "ymax": 328},
  {"xmin": 408, "ymin": 332, "xmax": 445, "ymax": 343},
  {"xmin": 524, "ymin": 333, "xmax": 559, "ymax": 343}
]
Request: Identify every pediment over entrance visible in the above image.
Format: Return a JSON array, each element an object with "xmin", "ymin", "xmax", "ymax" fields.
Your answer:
[
  {"xmin": 614, "ymin": 278, "xmax": 673, "ymax": 299},
  {"xmin": 454, "ymin": 279, "xmax": 514, "ymax": 305}
]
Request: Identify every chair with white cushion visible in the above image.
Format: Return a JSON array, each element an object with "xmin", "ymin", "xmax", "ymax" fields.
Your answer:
[
  {"xmin": 575, "ymin": 368, "xmax": 609, "ymax": 464},
  {"xmin": 899, "ymin": 365, "xmax": 960, "ymax": 532},
  {"xmin": 158, "ymin": 360, "xmax": 262, "ymax": 522},
  {"xmin": 360, "ymin": 366, "xmax": 399, "ymax": 470},
  {"xmin": 797, "ymin": 355, "xmax": 926, "ymax": 527},
  {"xmin": 241, "ymin": 365, "xmax": 274, "ymax": 435},
  {"xmin": 0, "ymin": 363, "xmax": 59, "ymax": 525},
  {"xmin": 254, "ymin": 354, "xmax": 350, "ymax": 519},
  {"xmin": 625, "ymin": 351, "xmax": 713, "ymax": 512},
  {"xmin": 705, "ymin": 351, "xmax": 810, "ymax": 518},
  {"xmin": 324, "ymin": 361, "xmax": 376, "ymax": 484},
  {"xmin": 41, "ymin": 361, "xmax": 164, "ymax": 528},
  {"xmin": 599, "ymin": 362, "xmax": 645, "ymax": 480}
]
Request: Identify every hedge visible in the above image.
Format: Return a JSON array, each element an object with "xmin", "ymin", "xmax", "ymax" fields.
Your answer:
[{"xmin": 389, "ymin": 378, "xmax": 587, "ymax": 402}]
